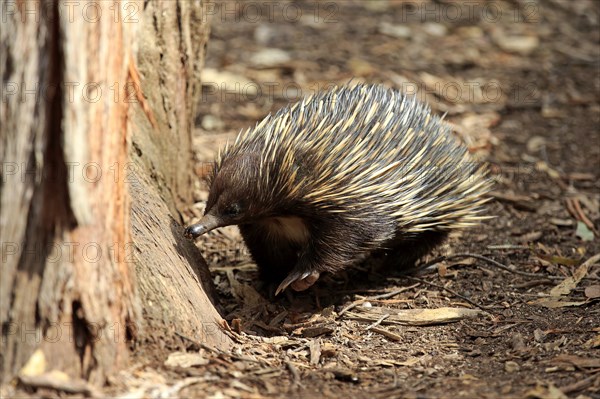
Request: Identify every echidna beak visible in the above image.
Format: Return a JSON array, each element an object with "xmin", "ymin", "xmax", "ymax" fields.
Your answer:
[
  {"xmin": 275, "ymin": 270, "xmax": 321, "ymax": 295},
  {"xmin": 184, "ymin": 214, "xmax": 221, "ymax": 240}
]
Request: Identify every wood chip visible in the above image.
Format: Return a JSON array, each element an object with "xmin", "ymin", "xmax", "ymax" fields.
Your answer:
[
  {"xmin": 369, "ymin": 326, "xmax": 403, "ymax": 341},
  {"xmin": 309, "ymin": 340, "xmax": 321, "ymax": 365},
  {"xmin": 297, "ymin": 325, "xmax": 335, "ymax": 338},
  {"xmin": 164, "ymin": 352, "xmax": 209, "ymax": 368},
  {"xmin": 549, "ymin": 354, "xmax": 600, "ymax": 369}
]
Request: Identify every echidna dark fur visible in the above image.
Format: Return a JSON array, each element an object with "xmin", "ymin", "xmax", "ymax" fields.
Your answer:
[{"xmin": 185, "ymin": 84, "xmax": 492, "ymax": 294}]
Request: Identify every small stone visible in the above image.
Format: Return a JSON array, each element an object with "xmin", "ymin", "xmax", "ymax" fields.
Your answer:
[
  {"xmin": 362, "ymin": 0, "xmax": 390, "ymax": 11},
  {"xmin": 457, "ymin": 26, "xmax": 483, "ymax": 39},
  {"xmin": 201, "ymin": 115, "xmax": 224, "ymax": 131},
  {"xmin": 379, "ymin": 22, "xmax": 411, "ymax": 38},
  {"xmin": 505, "ymin": 361, "xmax": 520, "ymax": 373},
  {"xmin": 510, "ymin": 333, "xmax": 526, "ymax": 351},
  {"xmin": 584, "ymin": 285, "xmax": 600, "ymax": 299},
  {"xmin": 254, "ymin": 25, "xmax": 275, "ymax": 45},
  {"xmin": 20, "ymin": 349, "xmax": 47, "ymax": 377},
  {"xmin": 423, "ymin": 23, "xmax": 447, "ymax": 37},
  {"xmin": 526, "ymin": 136, "xmax": 546, "ymax": 153},
  {"xmin": 201, "ymin": 69, "xmax": 257, "ymax": 95},
  {"xmin": 501, "ymin": 384, "xmax": 513, "ymax": 394},
  {"xmin": 250, "ymin": 48, "xmax": 291, "ymax": 67},
  {"xmin": 347, "ymin": 58, "xmax": 376, "ymax": 76},
  {"xmin": 496, "ymin": 36, "xmax": 539, "ymax": 55},
  {"xmin": 549, "ymin": 218, "xmax": 573, "ymax": 227}
]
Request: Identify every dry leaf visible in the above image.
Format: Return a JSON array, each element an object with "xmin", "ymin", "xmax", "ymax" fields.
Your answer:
[
  {"xmin": 226, "ymin": 270, "xmax": 267, "ymax": 306},
  {"xmin": 395, "ymin": 307, "xmax": 482, "ymax": 325},
  {"xmin": 351, "ymin": 306, "xmax": 482, "ymax": 326},
  {"xmin": 549, "ymin": 253, "xmax": 599, "ymax": 296},
  {"xmin": 575, "ymin": 221, "xmax": 595, "ymax": 241},
  {"xmin": 535, "ymin": 254, "xmax": 580, "ymax": 267},
  {"xmin": 532, "ymin": 254, "xmax": 600, "ymax": 308}
]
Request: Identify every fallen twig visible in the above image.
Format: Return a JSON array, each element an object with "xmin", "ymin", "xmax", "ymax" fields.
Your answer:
[
  {"xmin": 405, "ymin": 276, "xmax": 493, "ymax": 311},
  {"xmin": 411, "ymin": 253, "xmax": 562, "ymax": 280},
  {"xmin": 285, "ymin": 361, "xmax": 302, "ymax": 385},
  {"xmin": 486, "ymin": 244, "xmax": 530, "ymax": 250},
  {"xmin": 337, "ymin": 283, "xmax": 420, "ymax": 317},
  {"xmin": 175, "ymin": 331, "xmax": 269, "ymax": 366},
  {"xmin": 365, "ymin": 314, "xmax": 390, "ymax": 330},
  {"xmin": 18, "ymin": 372, "xmax": 101, "ymax": 397}
]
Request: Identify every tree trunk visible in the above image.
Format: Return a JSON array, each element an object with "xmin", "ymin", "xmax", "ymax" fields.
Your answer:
[{"xmin": 1, "ymin": 0, "xmax": 230, "ymax": 386}]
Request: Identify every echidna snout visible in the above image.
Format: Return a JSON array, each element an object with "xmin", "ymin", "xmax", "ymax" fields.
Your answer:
[
  {"xmin": 183, "ymin": 214, "xmax": 220, "ymax": 239},
  {"xmin": 185, "ymin": 84, "xmax": 492, "ymax": 295},
  {"xmin": 185, "ymin": 152, "xmax": 278, "ymax": 238}
]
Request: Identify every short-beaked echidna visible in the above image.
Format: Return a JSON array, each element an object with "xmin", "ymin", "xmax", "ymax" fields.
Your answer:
[{"xmin": 185, "ymin": 84, "xmax": 491, "ymax": 294}]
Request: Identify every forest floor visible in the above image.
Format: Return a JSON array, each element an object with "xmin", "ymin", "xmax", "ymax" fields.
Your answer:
[{"xmin": 139, "ymin": 1, "xmax": 598, "ymax": 398}]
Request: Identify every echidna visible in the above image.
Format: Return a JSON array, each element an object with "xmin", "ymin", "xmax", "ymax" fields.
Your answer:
[{"xmin": 185, "ymin": 84, "xmax": 491, "ymax": 294}]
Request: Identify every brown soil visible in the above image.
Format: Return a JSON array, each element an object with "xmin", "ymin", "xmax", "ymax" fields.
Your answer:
[{"xmin": 143, "ymin": 1, "xmax": 599, "ymax": 398}]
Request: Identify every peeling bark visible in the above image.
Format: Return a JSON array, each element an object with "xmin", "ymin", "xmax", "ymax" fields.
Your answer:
[{"xmin": 1, "ymin": 0, "xmax": 229, "ymax": 385}]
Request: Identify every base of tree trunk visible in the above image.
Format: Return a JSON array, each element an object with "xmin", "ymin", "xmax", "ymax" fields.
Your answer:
[{"xmin": 1, "ymin": 0, "xmax": 231, "ymax": 385}]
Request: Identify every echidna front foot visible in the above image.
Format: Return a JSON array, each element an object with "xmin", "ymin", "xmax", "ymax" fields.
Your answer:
[
  {"xmin": 291, "ymin": 271, "xmax": 320, "ymax": 291},
  {"xmin": 275, "ymin": 270, "xmax": 320, "ymax": 295}
]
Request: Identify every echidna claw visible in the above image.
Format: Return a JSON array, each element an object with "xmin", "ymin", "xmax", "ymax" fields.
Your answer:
[
  {"xmin": 275, "ymin": 270, "xmax": 320, "ymax": 295},
  {"xmin": 291, "ymin": 272, "xmax": 320, "ymax": 291}
]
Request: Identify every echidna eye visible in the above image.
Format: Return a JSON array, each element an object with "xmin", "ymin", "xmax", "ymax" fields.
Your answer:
[{"xmin": 224, "ymin": 203, "xmax": 241, "ymax": 217}]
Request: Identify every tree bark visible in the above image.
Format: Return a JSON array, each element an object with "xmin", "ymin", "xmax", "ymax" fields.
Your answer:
[{"xmin": 1, "ymin": 0, "xmax": 230, "ymax": 386}]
